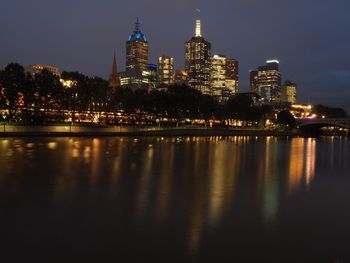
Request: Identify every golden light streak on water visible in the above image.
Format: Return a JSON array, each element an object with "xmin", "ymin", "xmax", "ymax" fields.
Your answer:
[
  {"xmin": 288, "ymin": 138, "xmax": 305, "ymax": 193},
  {"xmin": 305, "ymin": 138, "xmax": 317, "ymax": 189}
]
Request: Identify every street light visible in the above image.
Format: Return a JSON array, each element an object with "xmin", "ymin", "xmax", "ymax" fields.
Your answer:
[{"xmin": 2, "ymin": 113, "xmax": 6, "ymax": 133}]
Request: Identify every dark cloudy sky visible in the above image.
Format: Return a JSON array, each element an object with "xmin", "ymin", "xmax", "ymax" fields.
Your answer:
[{"xmin": 1, "ymin": 0, "xmax": 350, "ymax": 111}]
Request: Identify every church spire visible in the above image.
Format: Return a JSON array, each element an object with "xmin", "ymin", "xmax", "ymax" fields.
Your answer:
[{"xmin": 109, "ymin": 52, "xmax": 120, "ymax": 89}]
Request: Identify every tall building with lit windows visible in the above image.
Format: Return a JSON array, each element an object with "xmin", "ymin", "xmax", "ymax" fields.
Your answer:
[
  {"xmin": 211, "ymin": 55, "xmax": 226, "ymax": 101},
  {"xmin": 226, "ymin": 58, "xmax": 239, "ymax": 97},
  {"xmin": 250, "ymin": 70, "xmax": 259, "ymax": 94},
  {"xmin": 210, "ymin": 55, "xmax": 239, "ymax": 102},
  {"xmin": 250, "ymin": 60, "xmax": 281, "ymax": 103},
  {"xmin": 185, "ymin": 19, "xmax": 212, "ymax": 95},
  {"xmin": 158, "ymin": 55, "xmax": 174, "ymax": 86},
  {"xmin": 121, "ymin": 18, "xmax": 150, "ymax": 90},
  {"xmin": 147, "ymin": 64, "xmax": 158, "ymax": 89},
  {"xmin": 126, "ymin": 18, "xmax": 148, "ymax": 72},
  {"xmin": 281, "ymin": 80, "xmax": 297, "ymax": 104}
]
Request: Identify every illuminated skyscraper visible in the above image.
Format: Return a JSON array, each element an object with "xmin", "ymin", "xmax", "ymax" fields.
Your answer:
[
  {"xmin": 126, "ymin": 18, "xmax": 148, "ymax": 72},
  {"xmin": 109, "ymin": 53, "xmax": 120, "ymax": 89},
  {"xmin": 158, "ymin": 55, "xmax": 174, "ymax": 86},
  {"xmin": 226, "ymin": 58, "xmax": 239, "ymax": 97},
  {"xmin": 121, "ymin": 18, "xmax": 150, "ymax": 90},
  {"xmin": 210, "ymin": 55, "xmax": 239, "ymax": 102},
  {"xmin": 211, "ymin": 55, "xmax": 226, "ymax": 100},
  {"xmin": 147, "ymin": 64, "xmax": 158, "ymax": 89},
  {"xmin": 185, "ymin": 19, "xmax": 212, "ymax": 95},
  {"xmin": 281, "ymin": 80, "xmax": 297, "ymax": 104},
  {"xmin": 250, "ymin": 70, "xmax": 259, "ymax": 94},
  {"xmin": 250, "ymin": 60, "xmax": 281, "ymax": 103}
]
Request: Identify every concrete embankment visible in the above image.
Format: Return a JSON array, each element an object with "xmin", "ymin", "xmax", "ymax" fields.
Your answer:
[{"xmin": 0, "ymin": 126, "xmax": 297, "ymax": 137}]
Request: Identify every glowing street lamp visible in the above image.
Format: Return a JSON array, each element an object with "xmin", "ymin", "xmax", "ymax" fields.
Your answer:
[{"xmin": 2, "ymin": 113, "xmax": 6, "ymax": 133}]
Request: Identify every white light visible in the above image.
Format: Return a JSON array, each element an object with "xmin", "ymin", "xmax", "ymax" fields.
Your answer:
[
  {"xmin": 195, "ymin": 20, "xmax": 201, "ymax": 37},
  {"xmin": 266, "ymin": 59, "xmax": 279, "ymax": 64}
]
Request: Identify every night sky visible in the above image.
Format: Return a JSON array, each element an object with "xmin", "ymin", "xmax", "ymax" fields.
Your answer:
[{"xmin": 1, "ymin": 0, "xmax": 350, "ymax": 111}]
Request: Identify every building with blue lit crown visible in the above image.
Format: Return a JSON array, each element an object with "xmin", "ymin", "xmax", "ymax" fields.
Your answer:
[
  {"xmin": 126, "ymin": 18, "xmax": 149, "ymax": 72},
  {"xmin": 119, "ymin": 18, "xmax": 150, "ymax": 90}
]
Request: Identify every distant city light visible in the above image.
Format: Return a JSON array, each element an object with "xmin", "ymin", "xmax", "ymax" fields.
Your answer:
[{"xmin": 266, "ymin": 59, "xmax": 280, "ymax": 64}]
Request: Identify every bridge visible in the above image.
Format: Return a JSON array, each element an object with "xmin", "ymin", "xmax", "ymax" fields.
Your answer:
[{"xmin": 296, "ymin": 118, "xmax": 350, "ymax": 136}]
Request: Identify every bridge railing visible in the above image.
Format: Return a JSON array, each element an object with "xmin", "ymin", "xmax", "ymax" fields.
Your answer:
[{"xmin": 296, "ymin": 118, "xmax": 350, "ymax": 129}]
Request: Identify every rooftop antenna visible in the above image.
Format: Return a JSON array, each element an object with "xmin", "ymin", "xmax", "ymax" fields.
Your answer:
[
  {"xmin": 134, "ymin": 17, "xmax": 141, "ymax": 33},
  {"xmin": 195, "ymin": 9, "xmax": 201, "ymax": 37}
]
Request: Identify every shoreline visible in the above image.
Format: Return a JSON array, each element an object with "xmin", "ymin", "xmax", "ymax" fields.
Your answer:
[{"xmin": 0, "ymin": 128, "xmax": 297, "ymax": 138}]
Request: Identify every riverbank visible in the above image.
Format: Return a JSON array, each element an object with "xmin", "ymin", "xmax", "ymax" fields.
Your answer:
[{"xmin": 0, "ymin": 125, "xmax": 297, "ymax": 137}]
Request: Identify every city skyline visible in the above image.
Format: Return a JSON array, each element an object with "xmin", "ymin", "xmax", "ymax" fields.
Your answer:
[{"xmin": 1, "ymin": 0, "xmax": 350, "ymax": 110}]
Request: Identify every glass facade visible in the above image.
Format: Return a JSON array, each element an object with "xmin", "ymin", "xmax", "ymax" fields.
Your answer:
[
  {"xmin": 210, "ymin": 55, "xmax": 239, "ymax": 102},
  {"xmin": 281, "ymin": 81, "xmax": 297, "ymax": 104},
  {"xmin": 250, "ymin": 60, "xmax": 281, "ymax": 103},
  {"xmin": 123, "ymin": 18, "xmax": 150, "ymax": 90},
  {"xmin": 158, "ymin": 55, "xmax": 174, "ymax": 86},
  {"xmin": 185, "ymin": 20, "xmax": 212, "ymax": 95}
]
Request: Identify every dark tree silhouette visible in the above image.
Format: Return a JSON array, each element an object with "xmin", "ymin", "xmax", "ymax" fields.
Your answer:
[{"xmin": 276, "ymin": 110, "xmax": 296, "ymax": 128}]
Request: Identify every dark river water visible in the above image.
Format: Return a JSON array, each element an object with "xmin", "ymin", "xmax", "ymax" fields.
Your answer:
[{"xmin": 0, "ymin": 136, "xmax": 349, "ymax": 262}]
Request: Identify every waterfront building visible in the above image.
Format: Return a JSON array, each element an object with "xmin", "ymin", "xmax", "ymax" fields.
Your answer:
[
  {"xmin": 226, "ymin": 58, "xmax": 239, "ymax": 93},
  {"xmin": 158, "ymin": 55, "xmax": 174, "ymax": 86},
  {"xmin": 211, "ymin": 55, "xmax": 226, "ymax": 101},
  {"xmin": 250, "ymin": 60, "xmax": 281, "ymax": 103},
  {"xmin": 185, "ymin": 19, "xmax": 212, "ymax": 95},
  {"xmin": 126, "ymin": 18, "xmax": 148, "ymax": 72},
  {"xmin": 147, "ymin": 64, "xmax": 158, "ymax": 89},
  {"xmin": 281, "ymin": 80, "xmax": 297, "ymax": 104},
  {"xmin": 290, "ymin": 104, "xmax": 313, "ymax": 118},
  {"xmin": 109, "ymin": 53, "xmax": 120, "ymax": 90},
  {"xmin": 210, "ymin": 55, "xmax": 239, "ymax": 102},
  {"xmin": 119, "ymin": 69, "xmax": 150, "ymax": 89},
  {"xmin": 122, "ymin": 18, "xmax": 150, "ymax": 90},
  {"xmin": 250, "ymin": 70, "xmax": 259, "ymax": 95},
  {"xmin": 26, "ymin": 64, "xmax": 60, "ymax": 77}
]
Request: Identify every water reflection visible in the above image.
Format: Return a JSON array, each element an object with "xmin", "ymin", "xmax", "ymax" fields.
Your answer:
[
  {"xmin": 0, "ymin": 136, "xmax": 348, "ymax": 261},
  {"xmin": 305, "ymin": 138, "xmax": 316, "ymax": 188},
  {"xmin": 154, "ymin": 143, "xmax": 175, "ymax": 223},
  {"xmin": 289, "ymin": 138, "xmax": 305, "ymax": 192},
  {"xmin": 135, "ymin": 144, "xmax": 154, "ymax": 221},
  {"xmin": 288, "ymin": 138, "xmax": 317, "ymax": 194},
  {"xmin": 261, "ymin": 136, "xmax": 279, "ymax": 223}
]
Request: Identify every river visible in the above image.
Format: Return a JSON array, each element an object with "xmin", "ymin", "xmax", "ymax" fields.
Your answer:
[{"xmin": 0, "ymin": 136, "xmax": 349, "ymax": 262}]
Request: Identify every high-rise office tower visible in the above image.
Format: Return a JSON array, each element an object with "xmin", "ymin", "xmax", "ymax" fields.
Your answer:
[
  {"xmin": 250, "ymin": 70, "xmax": 259, "ymax": 94},
  {"xmin": 109, "ymin": 53, "xmax": 120, "ymax": 89},
  {"xmin": 211, "ymin": 55, "xmax": 239, "ymax": 102},
  {"xmin": 121, "ymin": 18, "xmax": 150, "ymax": 90},
  {"xmin": 281, "ymin": 80, "xmax": 297, "ymax": 104},
  {"xmin": 126, "ymin": 18, "xmax": 148, "ymax": 72},
  {"xmin": 147, "ymin": 64, "xmax": 158, "ymax": 89},
  {"xmin": 250, "ymin": 60, "xmax": 281, "ymax": 103},
  {"xmin": 185, "ymin": 19, "xmax": 212, "ymax": 95},
  {"xmin": 211, "ymin": 55, "xmax": 226, "ymax": 101},
  {"xmin": 158, "ymin": 55, "xmax": 174, "ymax": 86},
  {"xmin": 226, "ymin": 58, "xmax": 239, "ymax": 97}
]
